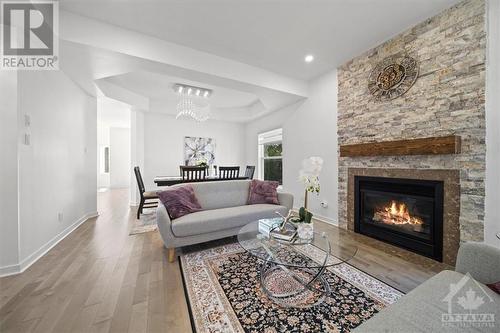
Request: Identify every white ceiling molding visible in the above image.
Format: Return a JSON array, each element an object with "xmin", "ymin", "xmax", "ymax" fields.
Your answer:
[
  {"xmin": 95, "ymin": 79, "xmax": 149, "ymax": 111},
  {"xmin": 103, "ymin": 71, "xmax": 259, "ymax": 108}
]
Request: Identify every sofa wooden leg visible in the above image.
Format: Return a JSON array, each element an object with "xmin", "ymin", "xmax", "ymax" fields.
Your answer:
[{"xmin": 168, "ymin": 248, "xmax": 175, "ymax": 263}]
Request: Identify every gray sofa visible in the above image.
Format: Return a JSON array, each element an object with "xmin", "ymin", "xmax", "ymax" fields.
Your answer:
[
  {"xmin": 156, "ymin": 179, "xmax": 293, "ymax": 262},
  {"xmin": 355, "ymin": 242, "xmax": 500, "ymax": 333}
]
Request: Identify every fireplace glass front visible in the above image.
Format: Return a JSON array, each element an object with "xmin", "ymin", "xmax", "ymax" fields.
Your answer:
[{"xmin": 355, "ymin": 176, "xmax": 444, "ymax": 261}]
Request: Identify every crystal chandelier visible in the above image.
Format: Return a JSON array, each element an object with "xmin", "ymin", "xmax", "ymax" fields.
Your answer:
[{"xmin": 173, "ymin": 84, "xmax": 212, "ymax": 122}]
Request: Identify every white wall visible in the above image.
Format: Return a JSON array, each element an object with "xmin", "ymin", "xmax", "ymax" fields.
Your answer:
[
  {"xmin": 143, "ymin": 112, "xmax": 246, "ymax": 188},
  {"xmin": 17, "ymin": 70, "xmax": 97, "ymax": 266},
  {"xmin": 110, "ymin": 127, "xmax": 131, "ymax": 188},
  {"xmin": 485, "ymin": 0, "xmax": 500, "ymax": 248},
  {"xmin": 245, "ymin": 69, "xmax": 338, "ymax": 223},
  {"xmin": 0, "ymin": 71, "xmax": 20, "ymax": 272}
]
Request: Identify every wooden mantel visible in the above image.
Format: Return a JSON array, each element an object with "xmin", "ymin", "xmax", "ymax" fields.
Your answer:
[{"xmin": 340, "ymin": 135, "xmax": 461, "ymax": 157}]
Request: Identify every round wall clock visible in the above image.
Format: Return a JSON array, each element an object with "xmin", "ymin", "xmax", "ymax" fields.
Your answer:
[{"xmin": 368, "ymin": 54, "xmax": 419, "ymax": 102}]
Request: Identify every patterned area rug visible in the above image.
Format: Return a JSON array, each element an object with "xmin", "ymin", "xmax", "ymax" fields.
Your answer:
[
  {"xmin": 180, "ymin": 243, "xmax": 403, "ymax": 333},
  {"xmin": 129, "ymin": 208, "xmax": 158, "ymax": 235}
]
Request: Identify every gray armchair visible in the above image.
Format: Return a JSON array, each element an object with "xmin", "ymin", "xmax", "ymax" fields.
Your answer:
[
  {"xmin": 455, "ymin": 241, "xmax": 500, "ymax": 284},
  {"xmin": 354, "ymin": 242, "xmax": 500, "ymax": 333}
]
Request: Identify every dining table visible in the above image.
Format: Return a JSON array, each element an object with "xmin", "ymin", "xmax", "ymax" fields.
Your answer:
[{"xmin": 154, "ymin": 175, "xmax": 249, "ymax": 187}]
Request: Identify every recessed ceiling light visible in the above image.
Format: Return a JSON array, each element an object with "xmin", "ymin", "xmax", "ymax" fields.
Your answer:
[{"xmin": 304, "ymin": 54, "xmax": 314, "ymax": 63}]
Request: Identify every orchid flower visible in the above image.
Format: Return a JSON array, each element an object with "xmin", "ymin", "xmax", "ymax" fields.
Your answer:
[{"xmin": 299, "ymin": 156, "xmax": 323, "ymax": 194}]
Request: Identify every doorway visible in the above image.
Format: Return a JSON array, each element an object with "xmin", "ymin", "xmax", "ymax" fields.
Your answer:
[{"xmin": 97, "ymin": 98, "xmax": 131, "ymax": 193}]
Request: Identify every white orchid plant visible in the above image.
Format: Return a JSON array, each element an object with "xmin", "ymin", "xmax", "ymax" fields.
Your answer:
[{"xmin": 299, "ymin": 156, "xmax": 323, "ymax": 209}]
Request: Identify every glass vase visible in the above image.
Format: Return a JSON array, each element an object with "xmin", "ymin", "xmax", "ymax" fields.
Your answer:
[{"xmin": 297, "ymin": 222, "xmax": 314, "ymax": 240}]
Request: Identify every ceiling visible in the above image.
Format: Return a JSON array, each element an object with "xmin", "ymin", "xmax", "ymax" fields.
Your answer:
[
  {"xmin": 60, "ymin": 0, "xmax": 460, "ymax": 80},
  {"xmin": 103, "ymin": 72, "xmax": 259, "ymax": 108},
  {"xmin": 59, "ymin": 40, "xmax": 306, "ymax": 122}
]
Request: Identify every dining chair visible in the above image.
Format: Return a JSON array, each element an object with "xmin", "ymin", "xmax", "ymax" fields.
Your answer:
[
  {"xmin": 180, "ymin": 165, "xmax": 207, "ymax": 181},
  {"xmin": 219, "ymin": 166, "xmax": 240, "ymax": 179},
  {"xmin": 244, "ymin": 165, "xmax": 256, "ymax": 179},
  {"xmin": 134, "ymin": 166, "xmax": 159, "ymax": 219}
]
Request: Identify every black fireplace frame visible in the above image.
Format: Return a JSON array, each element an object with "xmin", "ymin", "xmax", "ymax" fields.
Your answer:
[{"xmin": 354, "ymin": 176, "xmax": 444, "ymax": 261}]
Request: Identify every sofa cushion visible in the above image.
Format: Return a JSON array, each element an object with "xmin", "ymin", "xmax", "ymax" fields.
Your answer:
[
  {"xmin": 171, "ymin": 204, "xmax": 289, "ymax": 237},
  {"xmin": 178, "ymin": 180, "xmax": 251, "ymax": 210},
  {"xmin": 353, "ymin": 270, "xmax": 500, "ymax": 333},
  {"xmin": 158, "ymin": 185, "xmax": 202, "ymax": 219}
]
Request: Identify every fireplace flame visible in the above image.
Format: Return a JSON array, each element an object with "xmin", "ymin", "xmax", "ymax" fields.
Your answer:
[{"xmin": 374, "ymin": 200, "xmax": 424, "ymax": 226}]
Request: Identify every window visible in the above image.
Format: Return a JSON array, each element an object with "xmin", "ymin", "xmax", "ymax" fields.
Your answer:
[{"xmin": 258, "ymin": 128, "xmax": 283, "ymax": 184}]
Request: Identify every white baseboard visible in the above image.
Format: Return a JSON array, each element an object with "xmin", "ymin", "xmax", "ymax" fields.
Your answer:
[
  {"xmin": 0, "ymin": 211, "xmax": 99, "ymax": 278},
  {"xmin": 312, "ymin": 213, "xmax": 339, "ymax": 226},
  {"xmin": 0, "ymin": 263, "xmax": 21, "ymax": 277},
  {"xmin": 291, "ymin": 208, "xmax": 338, "ymax": 226}
]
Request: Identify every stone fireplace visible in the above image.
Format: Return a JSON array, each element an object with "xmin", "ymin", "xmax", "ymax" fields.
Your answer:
[{"xmin": 337, "ymin": 0, "xmax": 486, "ymax": 266}]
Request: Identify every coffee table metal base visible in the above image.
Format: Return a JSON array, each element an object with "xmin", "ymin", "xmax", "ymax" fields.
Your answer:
[{"xmin": 259, "ymin": 257, "xmax": 331, "ymax": 308}]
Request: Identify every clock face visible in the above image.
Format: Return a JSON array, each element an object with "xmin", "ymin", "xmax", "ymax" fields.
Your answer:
[{"xmin": 368, "ymin": 54, "xmax": 419, "ymax": 102}]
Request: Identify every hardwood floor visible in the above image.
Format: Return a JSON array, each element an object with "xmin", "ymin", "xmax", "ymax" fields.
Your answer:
[
  {"xmin": 0, "ymin": 189, "xmax": 191, "ymax": 333},
  {"xmin": 0, "ymin": 189, "xmax": 450, "ymax": 333}
]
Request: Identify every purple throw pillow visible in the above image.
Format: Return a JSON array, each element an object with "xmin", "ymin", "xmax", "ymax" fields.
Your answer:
[
  {"xmin": 248, "ymin": 179, "xmax": 280, "ymax": 205},
  {"xmin": 158, "ymin": 185, "xmax": 202, "ymax": 220}
]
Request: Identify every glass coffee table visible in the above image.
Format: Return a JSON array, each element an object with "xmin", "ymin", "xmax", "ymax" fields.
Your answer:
[{"xmin": 237, "ymin": 220, "xmax": 358, "ymax": 308}]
